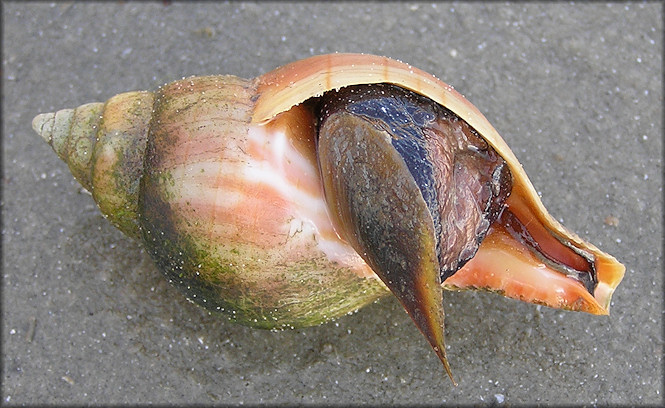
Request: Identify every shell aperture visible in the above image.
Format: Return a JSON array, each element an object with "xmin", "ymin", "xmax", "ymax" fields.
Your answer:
[{"xmin": 316, "ymin": 84, "xmax": 514, "ymax": 382}]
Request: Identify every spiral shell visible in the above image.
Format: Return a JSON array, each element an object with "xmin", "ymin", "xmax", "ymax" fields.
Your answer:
[{"xmin": 33, "ymin": 53, "xmax": 625, "ymax": 382}]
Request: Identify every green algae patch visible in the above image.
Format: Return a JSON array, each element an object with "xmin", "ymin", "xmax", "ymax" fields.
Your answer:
[{"xmin": 139, "ymin": 210, "xmax": 389, "ymax": 329}]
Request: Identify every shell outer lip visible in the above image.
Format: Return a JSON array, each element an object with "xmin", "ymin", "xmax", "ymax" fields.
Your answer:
[{"xmin": 250, "ymin": 52, "xmax": 625, "ymax": 311}]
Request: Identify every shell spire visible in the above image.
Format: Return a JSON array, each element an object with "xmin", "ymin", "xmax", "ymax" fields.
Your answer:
[
  {"xmin": 34, "ymin": 92, "xmax": 154, "ymax": 239},
  {"xmin": 32, "ymin": 104, "xmax": 104, "ymax": 191}
]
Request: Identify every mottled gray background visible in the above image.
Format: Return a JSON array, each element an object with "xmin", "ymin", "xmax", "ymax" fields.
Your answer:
[{"xmin": 2, "ymin": 2, "xmax": 662, "ymax": 405}]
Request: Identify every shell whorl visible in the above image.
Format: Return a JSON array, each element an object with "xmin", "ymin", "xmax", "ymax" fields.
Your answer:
[
  {"xmin": 33, "ymin": 92, "xmax": 154, "ymax": 240},
  {"xmin": 32, "ymin": 103, "xmax": 104, "ymax": 191}
]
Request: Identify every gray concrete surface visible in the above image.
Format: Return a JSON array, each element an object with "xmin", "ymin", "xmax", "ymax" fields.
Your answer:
[{"xmin": 2, "ymin": 2, "xmax": 662, "ymax": 405}]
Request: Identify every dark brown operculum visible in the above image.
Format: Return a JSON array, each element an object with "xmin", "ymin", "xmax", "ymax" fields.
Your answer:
[
  {"xmin": 317, "ymin": 88, "xmax": 453, "ymax": 380},
  {"xmin": 316, "ymin": 83, "xmax": 514, "ymax": 383},
  {"xmin": 317, "ymin": 84, "xmax": 513, "ymax": 282}
]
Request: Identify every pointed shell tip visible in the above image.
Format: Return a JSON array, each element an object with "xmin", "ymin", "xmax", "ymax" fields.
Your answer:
[{"xmin": 32, "ymin": 112, "xmax": 56, "ymax": 143}]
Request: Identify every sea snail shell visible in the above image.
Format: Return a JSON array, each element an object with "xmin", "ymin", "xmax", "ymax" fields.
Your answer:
[{"xmin": 33, "ymin": 53, "xmax": 624, "ymax": 383}]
